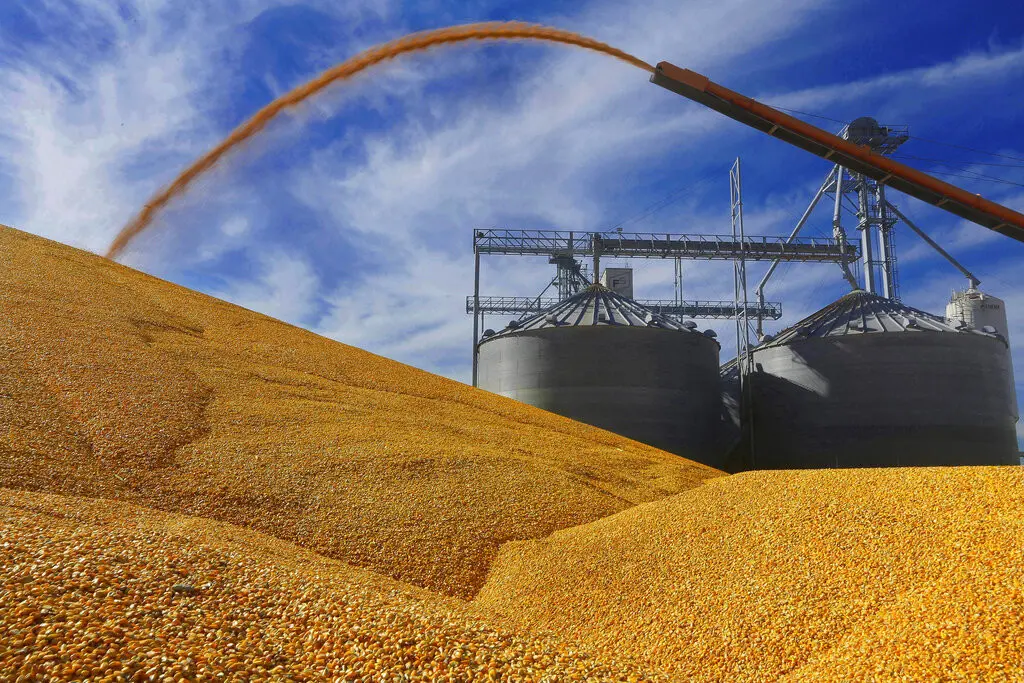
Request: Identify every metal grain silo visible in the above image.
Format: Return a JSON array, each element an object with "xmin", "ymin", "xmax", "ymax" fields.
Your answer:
[
  {"xmin": 748, "ymin": 290, "xmax": 1018, "ymax": 469},
  {"xmin": 477, "ymin": 284, "xmax": 723, "ymax": 468}
]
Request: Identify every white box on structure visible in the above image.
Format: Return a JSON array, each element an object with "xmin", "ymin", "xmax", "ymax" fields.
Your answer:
[
  {"xmin": 601, "ymin": 268, "xmax": 633, "ymax": 298},
  {"xmin": 946, "ymin": 288, "xmax": 1010, "ymax": 339}
]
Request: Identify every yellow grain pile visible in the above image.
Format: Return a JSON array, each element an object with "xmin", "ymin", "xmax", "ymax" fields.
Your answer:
[
  {"xmin": 0, "ymin": 488, "xmax": 660, "ymax": 681},
  {"xmin": 0, "ymin": 224, "xmax": 720, "ymax": 598},
  {"xmin": 475, "ymin": 467, "xmax": 1024, "ymax": 681}
]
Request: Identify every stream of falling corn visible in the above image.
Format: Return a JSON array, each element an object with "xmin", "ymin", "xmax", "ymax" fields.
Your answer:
[{"xmin": 104, "ymin": 22, "xmax": 652, "ymax": 259}]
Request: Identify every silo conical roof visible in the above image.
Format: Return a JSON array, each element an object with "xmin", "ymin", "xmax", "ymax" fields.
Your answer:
[
  {"xmin": 761, "ymin": 289, "xmax": 1003, "ymax": 348},
  {"xmin": 483, "ymin": 284, "xmax": 704, "ymax": 339}
]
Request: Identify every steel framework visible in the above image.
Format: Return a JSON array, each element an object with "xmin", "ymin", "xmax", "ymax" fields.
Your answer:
[
  {"xmin": 473, "ymin": 228, "xmax": 858, "ymax": 262},
  {"xmin": 466, "ymin": 296, "xmax": 782, "ymax": 320},
  {"xmin": 468, "ymin": 223, "xmax": 857, "ymax": 386},
  {"xmin": 731, "ymin": 158, "xmax": 754, "ymax": 372},
  {"xmin": 752, "ymin": 119, "xmax": 908, "ymax": 340},
  {"xmin": 752, "ymin": 118, "xmax": 981, "ymax": 337}
]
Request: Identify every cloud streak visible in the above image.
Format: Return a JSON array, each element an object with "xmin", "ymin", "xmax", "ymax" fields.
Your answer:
[
  {"xmin": 0, "ymin": 0, "xmax": 392, "ymax": 254},
  {"xmin": 3, "ymin": 0, "xmax": 1024, "ymax": 414}
]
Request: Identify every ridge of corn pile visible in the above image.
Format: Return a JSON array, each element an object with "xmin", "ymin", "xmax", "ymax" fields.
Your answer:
[{"xmin": 2, "ymin": 222, "xmax": 1023, "ymax": 681}]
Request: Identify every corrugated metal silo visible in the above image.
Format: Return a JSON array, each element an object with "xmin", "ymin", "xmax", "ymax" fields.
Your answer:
[
  {"xmin": 478, "ymin": 284, "xmax": 724, "ymax": 468},
  {"xmin": 748, "ymin": 290, "xmax": 1019, "ymax": 468}
]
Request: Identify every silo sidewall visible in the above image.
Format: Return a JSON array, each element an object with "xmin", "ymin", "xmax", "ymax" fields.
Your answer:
[
  {"xmin": 748, "ymin": 332, "xmax": 1018, "ymax": 468},
  {"xmin": 478, "ymin": 326, "xmax": 722, "ymax": 465}
]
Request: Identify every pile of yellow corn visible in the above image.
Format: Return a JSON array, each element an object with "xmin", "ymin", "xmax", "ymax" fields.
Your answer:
[
  {"xmin": 3, "ymin": 223, "xmax": 1023, "ymax": 680},
  {"xmin": 1, "ymin": 489, "xmax": 656, "ymax": 681},
  {"xmin": 0, "ymin": 224, "xmax": 718, "ymax": 599},
  {"xmin": 476, "ymin": 467, "xmax": 1024, "ymax": 680}
]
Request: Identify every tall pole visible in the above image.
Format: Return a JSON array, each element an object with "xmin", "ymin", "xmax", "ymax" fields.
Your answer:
[
  {"xmin": 857, "ymin": 174, "xmax": 875, "ymax": 293},
  {"xmin": 472, "ymin": 247, "xmax": 481, "ymax": 387},
  {"xmin": 832, "ymin": 166, "xmax": 845, "ymax": 241},
  {"xmin": 731, "ymin": 158, "xmax": 755, "ymax": 468},
  {"xmin": 832, "ymin": 166, "xmax": 859, "ymax": 289},
  {"xmin": 730, "ymin": 158, "xmax": 750, "ymax": 369},
  {"xmin": 876, "ymin": 183, "xmax": 897, "ymax": 300},
  {"xmin": 674, "ymin": 258, "xmax": 683, "ymax": 306},
  {"xmin": 567, "ymin": 231, "xmax": 574, "ymax": 298}
]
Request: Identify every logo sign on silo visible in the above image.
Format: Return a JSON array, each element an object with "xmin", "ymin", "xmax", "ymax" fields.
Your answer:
[{"xmin": 601, "ymin": 268, "xmax": 633, "ymax": 298}]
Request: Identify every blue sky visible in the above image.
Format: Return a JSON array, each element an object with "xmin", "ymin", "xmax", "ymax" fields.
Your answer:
[{"xmin": 3, "ymin": 0, "xmax": 1024, "ymax": 440}]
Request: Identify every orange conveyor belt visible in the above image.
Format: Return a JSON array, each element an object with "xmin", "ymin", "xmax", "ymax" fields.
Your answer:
[{"xmin": 650, "ymin": 62, "xmax": 1024, "ymax": 244}]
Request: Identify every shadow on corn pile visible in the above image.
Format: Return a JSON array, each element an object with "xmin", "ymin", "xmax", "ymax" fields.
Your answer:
[{"xmin": 0, "ymin": 223, "xmax": 721, "ymax": 602}]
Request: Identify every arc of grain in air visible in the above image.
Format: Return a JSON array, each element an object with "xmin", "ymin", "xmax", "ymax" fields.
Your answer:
[{"xmin": 105, "ymin": 21, "xmax": 654, "ymax": 259}]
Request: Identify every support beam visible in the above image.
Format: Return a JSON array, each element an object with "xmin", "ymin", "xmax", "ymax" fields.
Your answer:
[
  {"xmin": 877, "ymin": 184, "xmax": 898, "ymax": 300},
  {"xmin": 466, "ymin": 296, "xmax": 783, "ymax": 320},
  {"xmin": 472, "ymin": 248, "xmax": 481, "ymax": 387},
  {"xmin": 833, "ymin": 166, "xmax": 845, "ymax": 240},
  {"xmin": 832, "ymin": 166, "xmax": 861, "ymax": 290},
  {"xmin": 885, "ymin": 201, "xmax": 980, "ymax": 289},
  {"xmin": 755, "ymin": 167, "xmax": 836, "ymax": 337},
  {"xmin": 474, "ymin": 229, "xmax": 857, "ymax": 262},
  {"xmin": 857, "ymin": 175, "xmax": 875, "ymax": 293}
]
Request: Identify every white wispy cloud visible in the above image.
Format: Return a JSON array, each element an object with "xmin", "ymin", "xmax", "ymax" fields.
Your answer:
[
  {"xmin": 283, "ymin": 0, "xmax": 833, "ymax": 375},
  {"xmin": 211, "ymin": 249, "xmax": 322, "ymax": 325},
  {"xmin": 3, "ymin": 0, "xmax": 1024, "ymax": 400},
  {"xmin": 773, "ymin": 42, "xmax": 1024, "ymax": 113},
  {"xmin": 0, "ymin": 1, "xmax": 211, "ymax": 252},
  {"xmin": 0, "ymin": 0, "xmax": 392, "ymax": 255}
]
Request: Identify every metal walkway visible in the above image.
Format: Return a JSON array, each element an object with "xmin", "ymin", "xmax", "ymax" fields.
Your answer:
[
  {"xmin": 473, "ymin": 229, "xmax": 857, "ymax": 262},
  {"xmin": 466, "ymin": 295, "xmax": 782, "ymax": 320}
]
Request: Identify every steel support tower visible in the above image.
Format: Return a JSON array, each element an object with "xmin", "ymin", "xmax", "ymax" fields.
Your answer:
[
  {"xmin": 755, "ymin": 118, "xmax": 906, "ymax": 339},
  {"xmin": 730, "ymin": 158, "xmax": 753, "ymax": 373},
  {"xmin": 753, "ymin": 117, "xmax": 981, "ymax": 339}
]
